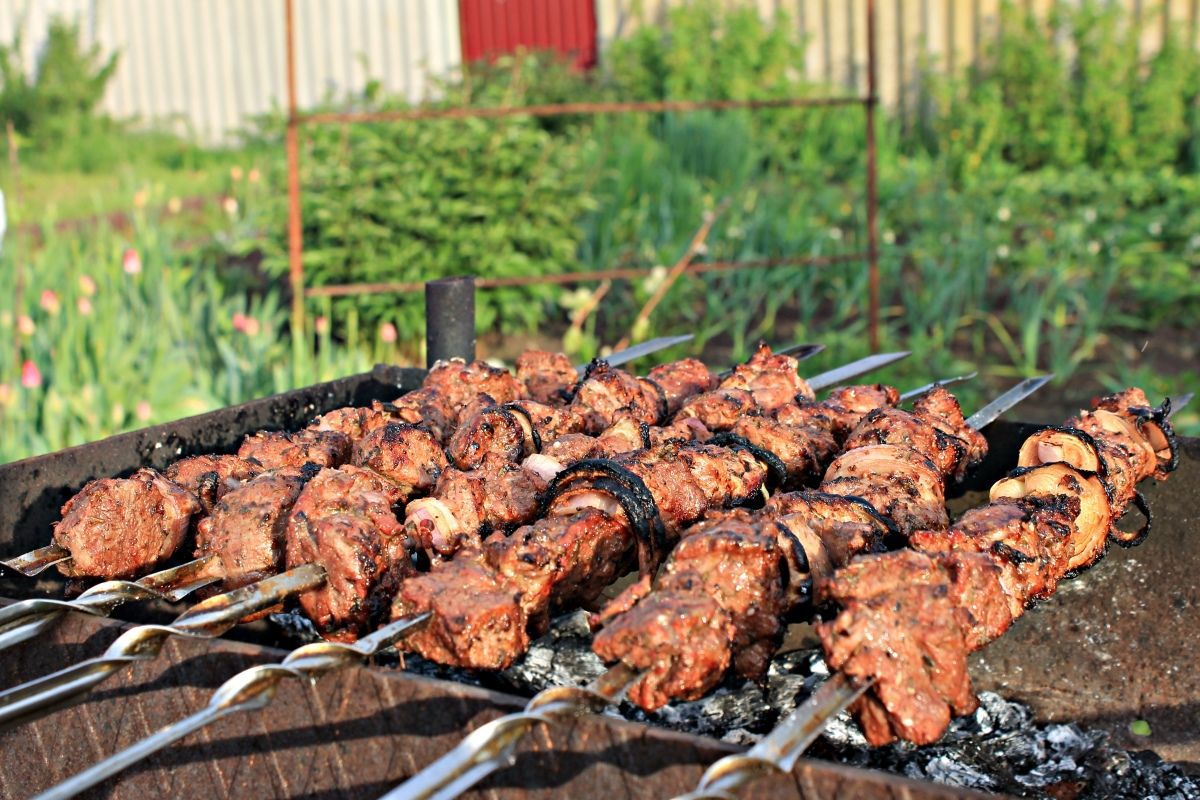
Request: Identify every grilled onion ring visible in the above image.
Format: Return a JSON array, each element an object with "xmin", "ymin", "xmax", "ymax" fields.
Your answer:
[{"xmin": 707, "ymin": 432, "xmax": 789, "ymax": 494}]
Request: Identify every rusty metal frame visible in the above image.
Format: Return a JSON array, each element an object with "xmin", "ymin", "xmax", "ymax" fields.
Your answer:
[{"xmin": 281, "ymin": 0, "xmax": 882, "ymax": 350}]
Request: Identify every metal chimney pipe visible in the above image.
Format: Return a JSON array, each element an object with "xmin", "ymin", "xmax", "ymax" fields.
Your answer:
[{"xmin": 425, "ymin": 276, "xmax": 476, "ymax": 367}]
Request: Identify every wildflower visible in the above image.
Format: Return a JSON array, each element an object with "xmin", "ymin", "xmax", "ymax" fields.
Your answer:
[
  {"xmin": 123, "ymin": 249, "xmax": 143, "ymax": 275},
  {"xmin": 380, "ymin": 322, "xmax": 398, "ymax": 343},
  {"xmin": 133, "ymin": 189, "xmax": 149, "ymax": 208},
  {"xmin": 78, "ymin": 274, "xmax": 97, "ymax": 296},
  {"xmin": 77, "ymin": 297, "xmax": 92, "ymax": 316},
  {"xmin": 232, "ymin": 312, "xmax": 248, "ymax": 332},
  {"xmin": 230, "ymin": 166, "xmax": 244, "ymax": 181},
  {"xmin": 996, "ymin": 245, "xmax": 1011, "ymax": 259},
  {"xmin": 40, "ymin": 289, "xmax": 60, "ymax": 315},
  {"xmin": 111, "ymin": 403, "xmax": 125, "ymax": 424},
  {"xmin": 136, "ymin": 401, "xmax": 152, "ymax": 421},
  {"xmin": 828, "ymin": 227, "xmax": 843, "ymax": 241},
  {"xmin": 882, "ymin": 230, "xmax": 896, "ymax": 245},
  {"xmin": 16, "ymin": 315, "xmax": 34, "ymax": 336},
  {"xmin": 641, "ymin": 265, "xmax": 669, "ymax": 295},
  {"xmin": 222, "ymin": 196, "xmax": 239, "ymax": 216},
  {"xmin": 996, "ymin": 207, "xmax": 1011, "ymax": 222},
  {"xmin": 1087, "ymin": 240, "xmax": 1101, "ymax": 255},
  {"xmin": 233, "ymin": 313, "xmax": 261, "ymax": 336},
  {"xmin": 167, "ymin": 197, "xmax": 182, "ymax": 214},
  {"xmin": 0, "ymin": 384, "xmax": 10, "ymax": 406},
  {"xmin": 248, "ymin": 167, "xmax": 261, "ymax": 183},
  {"xmin": 314, "ymin": 315, "xmax": 330, "ymax": 334},
  {"xmin": 1148, "ymin": 221, "xmax": 1162, "ymax": 236},
  {"xmin": 1083, "ymin": 208, "xmax": 1097, "ymax": 223},
  {"xmin": 21, "ymin": 360, "xmax": 41, "ymax": 389}
]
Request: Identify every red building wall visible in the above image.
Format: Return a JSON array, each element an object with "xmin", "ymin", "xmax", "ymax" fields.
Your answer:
[{"xmin": 458, "ymin": 0, "xmax": 597, "ymax": 69}]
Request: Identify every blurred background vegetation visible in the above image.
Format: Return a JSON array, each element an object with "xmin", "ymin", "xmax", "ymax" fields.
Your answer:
[{"xmin": 0, "ymin": 0, "xmax": 1197, "ymax": 463}]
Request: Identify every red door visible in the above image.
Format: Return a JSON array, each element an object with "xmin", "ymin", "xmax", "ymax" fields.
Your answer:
[{"xmin": 459, "ymin": 0, "xmax": 597, "ymax": 70}]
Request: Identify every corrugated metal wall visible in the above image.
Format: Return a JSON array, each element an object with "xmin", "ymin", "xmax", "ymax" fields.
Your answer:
[
  {"xmin": 459, "ymin": 0, "xmax": 597, "ymax": 69},
  {"xmin": 0, "ymin": 0, "xmax": 462, "ymax": 142}
]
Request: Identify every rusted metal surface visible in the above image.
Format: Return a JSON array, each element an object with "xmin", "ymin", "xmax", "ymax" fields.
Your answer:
[
  {"xmin": 459, "ymin": 0, "xmax": 598, "ymax": 70},
  {"xmin": 864, "ymin": 0, "xmax": 880, "ymax": 353}
]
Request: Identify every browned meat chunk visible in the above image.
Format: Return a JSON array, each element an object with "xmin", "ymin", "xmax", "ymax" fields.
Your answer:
[
  {"xmin": 516, "ymin": 350, "xmax": 577, "ymax": 406},
  {"xmin": 765, "ymin": 491, "xmax": 894, "ymax": 549},
  {"xmin": 570, "ymin": 361, "xmax": 662, "ymax": 433},
  {"xmin": 824, "ymin": 384, "xmax": 901, "ymax": 414},
  {"xmin": 820, "ymin": 445, "xmax": 949, "ymax": 536},
  {"xmin": 286, "ymin": 466, "xmax": 412, "ymax": 642},
  {"xmin": 732, "ymin": 415, "xmax": 837, "ymax": 488},
  {"xmin": 1094, "ymin": 387, "xmax": 1175, "ymax": 476},
  {"xmin": 674, "ymin": 441, "xmax": 768, "ymax": 509},
  {"xmin": 387, "ymin": 388, "xmax": 458, "ymax": 445},
  {"xmin": 718, "ymin": 342, "xmax": 814, "ymax": 410},
  {"xmin": 510, "ymin": 400, "xmax": 585, "ymax": 443},
  {"xmin": 648, "ymin": 417, "xmax": 712, "ymax": 447},
  {"xmin": 238, "ymin": 429, "xmax": 352, "ymax": 470},
  {"xmin": 352, "ymin": 423, "xmax": 447, "ymax": 496},
  {"xmin": 165, "ymin": 454, "xmax": 262, "ymax": 515},
  {"xmin": 539, "ymin": 433, "xmax": 600, "ymax": 467},
  {"xmin": 843, "ymin": 407, "xmax": 972, "ymax": 482},
  {"xmin": 595, "ymin": 417, "xmax": 649, "ymax": 455},
  {"xmin": 423, "ymin": 358, "xmax": 521, "ymax": 414},
  {"xmin": 612, "ymin": 448, "xmax": 709, "ymax": 537},
  {"xmin": 913, "ymin": 388, "xmax": 988, "ymax": 469},
  {"xmin": 674, "ymin": 388, "xmax": 758, "ymax": 431},
  {"xmin": 646, "ymin": 358, "xmax": 718, "ymax": 415},
  {"xmin": 405, "ymin": 452, "xmax": 547, "ymax": 561},
  {"xmin": 446, "ymin": 405, "xmax": 527, "ymax": 470},
  {"xmin": 309, "ymin": 402, "xmax": 398, "ymax": 443},
  {"xmin": 393, "ymin": 549, "xmax": 528, "ymax": 671},
  {"xmin": 54, "ymin": 468, "xmax": 201, "ymax": 580}
]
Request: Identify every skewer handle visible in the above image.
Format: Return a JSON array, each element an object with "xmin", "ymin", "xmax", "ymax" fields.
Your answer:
[
  {"xmin": 380, "ymin": 662, "xmax": 640, "ymax": 800},
  {"xmin": 0, "ymin": 564, "xmax": 326, "ymax": 733},
  {"xmin": 0, "ymin": 543, "xmax": 71, "ymax": 576}
]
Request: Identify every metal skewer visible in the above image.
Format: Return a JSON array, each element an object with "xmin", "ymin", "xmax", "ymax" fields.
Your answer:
[
  {"xmin": 574, "ymin": 334, "xmax": 695, "ymax": 374},
  {"xmin": 716, "ymin": 342, "xmax": 825, "ymax": 379},
  {"xmin": 0, "ymin": 563, "xmax": 326, "ymax": 733},
  {"xmin": 31, "ymin": 611, "xmax": 432, "ymax": 800},
  {"xmin": 382, "ymin": 372, "xmax": 1026, "ymax": 800},
  {"xmin": 1, "ymin": 543, "xmax": 72, "ymax": 576},
  {"xmin": 808, "ymin": 351, "xmax": 909, "ymax": 392},
  {"xmin": 898, "ymin": 371, "xmax": 978, "ymax": 402}
]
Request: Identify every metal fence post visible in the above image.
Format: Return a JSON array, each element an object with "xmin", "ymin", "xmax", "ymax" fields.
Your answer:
[
  {"xmin": 865, "ymin": 0, "xmax": 881, "ymax": 353},
  {"xmin": 285, "ymin": 0, "xmax": 306, "ymax": 373}
]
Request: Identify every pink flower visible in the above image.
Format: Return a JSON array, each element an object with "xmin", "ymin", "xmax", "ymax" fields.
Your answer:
[
  {"xmin": 40, "ymin": 289, "xmax": 60, "ymax": 315},
  {"xmin": 21, "ymin": 360, "xmax": 41, "ymax": 389},
  {"xmin": 77, "ymin": 297, "xmax": 93, "ymax": 316},
  {"xmin": 314, "ymin": 315, "xmax": 330, "ymax": 335},
  {"xmin": 380, "ymin": 322, "xmax": 397, "ymax": 343},
  {"xmin": 136, "ymin": 401, "xmax": 152, "ymax": 421},
  {"xmin": 16, "ymin": 315, "xmax": 34, "ymax": 336},
  {"xmin": 78, "ymin": 274, "xmax": 97, "ymax": 296},
  {"xmin": 248, "ymin": 168, "xmax": 261, "ymax": 183},
  {"xmin": 242, "ymin": 316, "xmax": 260, "ymax": 336},
  {"xmin": 232, "ymin": 312, "xmax": 248, "ymax": 331},
  {"xmin": 123, "ymin": 249, "xmax": 142, "ymax": 275},
  {"xmin": 230, "ymin": 166, "xmax": 244, "ymax": 181}
]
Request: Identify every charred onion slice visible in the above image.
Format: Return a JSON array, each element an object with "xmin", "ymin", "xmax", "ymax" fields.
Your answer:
[
  {"xmin": 545, "ymin": 459, "xmax": 668, "ymax": 576},
  {"xmin": 992, "ymin": 463, "xmax": 1112, "ymax": 573},
  {"xmin": 501, "ymin": 402, "xmax": 541, "ymax": 455},
  {"xmin": 771, "ymin": 517, "xmax": 821, "ymax": 610},
  {"xmin": 707, "ymin": 432, "xmax": 789, "ymax": 494},
  {"xmin": 638, "ymin": 377, "xmax": 670, "ymax": 425},
  {"xmin": 1109, "ymin": 489, "xmax": 1152, "ymax": 548},
  {"xmin": 1134, "ymin": 399, "xmax": 1179, "ymax": 475}
]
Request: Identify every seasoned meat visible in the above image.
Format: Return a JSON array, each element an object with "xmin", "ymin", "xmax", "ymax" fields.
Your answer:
[
  {"xmin": 612, "ymin": 447, "xmax": 709, "ymax": 537},
  {"xmin": 816, "ymin": 550, "xmax": 977, "ymax": 746},
  {"xmin": 718, "ymin": 342, "xmax": 814, "ymax": 410},
  {"xmin": 393, "ymin": 549, "xmax": 530, "ymax": 671},
  {"xmin": 674, "ymin": 442, "xmax": 768, "ymax": 508},
  {"xmin": 731, "ymin": 415, "xmax": 837, "ymax": 488},
  {"xmin": 405, "ymin": 452, "xmax": 547, "ymax": 561},
  {"xmin": 446, "ymin": 405, "xmax": 527, "ymax": 470},
  {"xmin": 1094, "ymin": 387, "xmax": 1175, "ymax": 476},
  {"xmin": 286, "ymin": 466, "xmax": 412, "ymax": 642},
  {"xmin": 820, "ymin": 444, "xmax": 949, "ymax": 536},
  {"xmin": 165, "ymin": 454, "xmax": 261, "ymax": 515},
  {"xmin": 842, "ymin": 407, "xmax": 972, "ymax": 482},
  {"xmin": 824, "ymin": 384, "xmax": 901, "ymax": 415},
  {"xmin": 593, "ymin": 514, "xmax": 784, "ymax": 710},
  {"xmin": 646, "ymin": 358, "xmax": 718, "ymax": 415},
  {"xmin": 509, "ymin": 400, "xmax": 584, "ymax": 443},
  {"xmin": 194, "ymin": 466, "xmax": 312, "ymax": 593},
  {"xmin": 913, "ymin": 387, "xmax": 988, "ymax": 469},
  {"xmin": 540, "ymin": 433, "xmax": 600, "ymax": 467},
  {"xmin": 515, "ymin": 350, "xmax": 577, "ymax": 406},
  {"xmin": 648, "ymin": 417, "xmax": 712, "ymax": 447},
  {"xmin": 423, "ymin": 358, "xmax": 521, "ymax": 414},
  {"xmin": 674, "ymin": 388, "xmax": 758, "ymax": 432},
  {"xmin": 570, "ymin": 361, "xmax": 662, "ymax": 433},
  {"xmin": 309, "ymin": 402, "xmax": 398, "ymax": 443},
  {"xmin": 595, "ymin": 418, "xmax": 649, "ymax": 455},
  {"xmin": 238, "ymin": 429, "xmax": 352, "ymax": 470},
  {"xmin": 352, "ymin": 423, "xmax": 447, "ymax": 496},
  {"xmin": 54, "ymin": 468, "xmax": 200, "ymax": 580},
  {"xmin": 387, "ymin": 388, "xmax": 458, "ymax": 445},
  {"xmin": 765, "ymin": 491, "xmax": 894, "ymax": 552}
]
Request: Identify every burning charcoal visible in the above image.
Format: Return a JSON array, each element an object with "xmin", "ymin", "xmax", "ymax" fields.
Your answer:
[{"xmin": 920, "ymin": 756, "xmax": 998, "ymax": 790}]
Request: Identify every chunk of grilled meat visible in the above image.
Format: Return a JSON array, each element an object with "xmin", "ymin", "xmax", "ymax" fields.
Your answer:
[
  {"xmin": 610, "ymin": 446, "xmax": 709, "ymax": 538},
  {"xmin": 570, "ymin": 360, "xmax": 663, "ymax": 433},
  {"xmin": 237, "ymin": 429, "xmax": 352, "ymax": 470},
  {"xmin": 404, "ymin": 452, "xmax": 548, "ymax": 562},
  {"xmin": 764, "ymin": 491, "xmax": 891, "ymax": 563},
  {"xmin": 594, "ymin": 418, "xmax": 650, "ymax": 456},
  {"xmin": 285, "ymin": 466, "xmax": 412, "ymax": 642},
  {"xmin": 718, "ymin": 342, "xmax": 815, "ymax": 411},
  {"xmin": 424, "ymin": 358, "xmax": 522, "ymax": 415},
  {"xmin": 352, "ymin": 423, "xmax": 447, "ymax": 496},
  {"xmin": 731, "ymin": 415, "xmax": 838, "ymax": 488},
  {"xmin": 647, "ymin": 358, "xmax": 718, "ymax": 416},
  {"xmin": 649, "ymin": 417, "xmax": 712, "ymax": 446},
  {"xmin": 538, "ymin": 434, "xmax": 601, "ymax": 468},
  {"xmin": 164, "ymin": 454, "xmax": 262, "ymax": 516},
  {"xmin": 914, "ymin": 387, "xmax": 989, "ymax": 469},
  {"xmin": 673, "ymin": 442, "xmax": 768, "ymax": 509},
  {"xmin": 194, "ymin": 466, "xmax": 316, "ymax": 620},
  {"xmin": 675, "ymin": 388, "xmax": 759, "ymax": 432},
  {"xmin": 53, "ymin": 468, "xmax": 201, "ymax": 580},
  {"xmin": 309, "ymin": 402, "xmax": 399, "ymax": 443},
  {"xmin": 820, "ymin": 444, "xmax": 949, "ymax": 536},
  {"xmin": 386, "ymin": 388, "xmax": 458, "ymax": 445},
  {"xmin": 515, "ymin": 350, "xmax": 577, "ymax": 407},
  {"xmin": 447, "ymin": 400, "xmax": 584, "ymax": 470}
]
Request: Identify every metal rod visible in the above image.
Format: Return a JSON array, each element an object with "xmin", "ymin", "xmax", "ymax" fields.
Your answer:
[
  {"xmin": 0, "ymin": 544, "xmax": 71, "ymax": 577},
  {"xmin": 865, "ymin": 0, "xmax": 881, "ymax": 353},
  {"xmin": 284, "ymin": 0, "xmax": 306, "ymax": 372},
  {"xmin": 898, "ymin": 371, "xmax": 978, "ymax": 402},
  {"xmin": 425, "ymin": 276, "xmax": 477, "ymax": 367},
  {"xmin": 0, "ymin": 563, "xmax": 327, "ymax": 733},
  {"xmin": 0, "ymin": 555, "xmax": 221, "ymax": 653},
  {"xmin": 31, "ymin": 612, "xmax": 431, "ymax": 800},
  {"xmin": 806, "ymin": 351, "xmax": 910, "ymax": 391},
  {"xmin": 575, "ymin": 335, "xmax": 695, "ymax": 375}
]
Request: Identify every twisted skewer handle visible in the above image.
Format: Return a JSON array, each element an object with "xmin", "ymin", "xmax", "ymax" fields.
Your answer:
[
  {"xmin": 381, "ymin": 662, "xmax": 641, "ymax": 800},
  {"xmin": 33, "ymin": 612, "xmax": 431, "ymax": 800},
  {"xmin": 0, "ymin": 555, "xmax": 221, "ymax": 652},
  {"xmin": 672, "ymin": 674, "xmax": 872, "ymax": 800},
  {"xmin": 1, "ymin": 544, "xmax": 72, "ymax": 576},
  {"xmin": 0, "ymin": 563, "xmax": 326, "ymax": 733}
]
